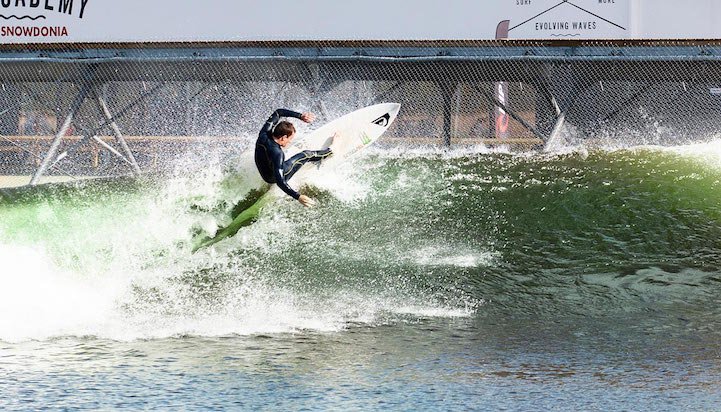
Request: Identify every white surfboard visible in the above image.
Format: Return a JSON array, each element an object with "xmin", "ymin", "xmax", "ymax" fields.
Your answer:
[
  {"xmin": 232, "ymin": 103, "xmax": 401, "ymax": 195},
  {"xmin": 271, "ymin": 102, "xmax": 401, "ymax": 194}
]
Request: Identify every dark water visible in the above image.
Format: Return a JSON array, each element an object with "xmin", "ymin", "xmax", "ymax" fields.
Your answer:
[{"xmin": 2, "ymin": 143, "xmax": 721, "ymax": 410}]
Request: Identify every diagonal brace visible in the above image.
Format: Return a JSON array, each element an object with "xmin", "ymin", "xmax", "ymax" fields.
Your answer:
[{"xmin": 472, "ymin": 83, "xmax": 547, "ymax": 142}]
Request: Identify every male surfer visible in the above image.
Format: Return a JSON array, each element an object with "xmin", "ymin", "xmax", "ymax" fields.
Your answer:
[{"xmin": 255, "ymin": 109, "xmax": 332, "ymax": 207}]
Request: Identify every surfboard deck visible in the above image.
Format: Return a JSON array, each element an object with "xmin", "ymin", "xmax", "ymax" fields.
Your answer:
[{"xmin": 191, "ymin": 103, "xmax": 401, "ymax": 252}]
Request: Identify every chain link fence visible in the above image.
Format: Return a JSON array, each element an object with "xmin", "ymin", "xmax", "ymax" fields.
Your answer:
[{"xmin": 1, "ymin": 40, "xmax": 721, "ymax": 187}]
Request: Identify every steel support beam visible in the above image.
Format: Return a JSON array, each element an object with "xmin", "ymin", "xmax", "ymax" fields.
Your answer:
[
  {"xmin": 546, "ymin": 112, "xmax": 567, "ymax": 146},
  {"xmin": 96, "ymin": 85, "xmax": 141, "ymax": 176},
  {"xmin": 43, "ymin": 82, "xmax": 166, "ymax": 175},
  {"xmin": 597, "ymin": 83, "xmax": 654, "ymax": 123},
  {"xmin": 30, "ymin": 73, "xmax": 94, "ymax": 185},
  {"xmin": 472, "ymin": 83, "xmax": 547, "ymax": 142},
  {"xmin": 439, "ymin": 81, "xmax": 456, "ymax": 147}
]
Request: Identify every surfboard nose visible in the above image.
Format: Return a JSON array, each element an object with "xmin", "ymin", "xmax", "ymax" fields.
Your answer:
[
  {"xmin": 388, "ymin": 103, "xmax": 401, "ymax": 121},
  {"xmin": 368, "ymin": 102, "xmax": 401, "ymax": 124}
]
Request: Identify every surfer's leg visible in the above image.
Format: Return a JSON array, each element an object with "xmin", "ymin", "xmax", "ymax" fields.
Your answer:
[{"xmin": 282, "ymin": 149, "xmax": 332, "ymax": 179}]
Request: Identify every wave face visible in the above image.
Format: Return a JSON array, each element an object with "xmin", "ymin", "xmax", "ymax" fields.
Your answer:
[{"xmin": 2, "ymin": 141, "xmax": 721, "ymax": 342}]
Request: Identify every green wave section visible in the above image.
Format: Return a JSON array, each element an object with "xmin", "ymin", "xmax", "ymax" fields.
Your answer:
[{"xmin": 1, "ymin": 148, "xmax": 721, "ymax": 315}]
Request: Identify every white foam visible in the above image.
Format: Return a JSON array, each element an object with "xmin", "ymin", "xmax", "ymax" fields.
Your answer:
[
  {"xmin": 108, "ymin": 280, "xmax": 351, "ymax": 340},
  {"xmin": 410, "ymin": 245, "xmax": 498, "ymax": 268},
  {"xmin": 0, "ymin": 243, "xmax": 125, "ymax": 343},
  {"xmin": 0, "ymin": 203, "xmax": 473, "ymax": 343},
  {"xmin": 391, "ymin": 305, "xmax": 478, "ymax": 318},
  {"xmin": 368, "ymin": 143, "xmax": 500, "ymax": 159},
  {"xmin": 303, "ymin": 159, "xmax": 372, "ymax": 203},
  {"xmin": 658, "ymin": 137, "xmax": 721, "ymax": 167}
]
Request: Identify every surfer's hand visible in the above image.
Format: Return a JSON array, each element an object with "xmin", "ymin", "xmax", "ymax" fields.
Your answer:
[
  {"xmin": 298, "ymin": 195, "xmax": 315, "ymax": 207},
  {"xmin": 300, "ymin": 112, "xmax": 315, "ymax": 123}
]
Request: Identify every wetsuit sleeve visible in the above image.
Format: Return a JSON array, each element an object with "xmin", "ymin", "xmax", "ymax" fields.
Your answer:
[
  {"xmin": 270, "ymin": 148, "xmax": 300, "ymax": 200},
  {"xmin": 262, "ymin": 109, "xmax": 303, "ymax": 134},
  {"xmin": 274, "ymin": 168, "xmax": 300, "ymax": 200}
]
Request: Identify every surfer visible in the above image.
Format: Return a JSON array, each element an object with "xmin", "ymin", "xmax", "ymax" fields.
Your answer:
[{"xmin": 255, "ymin": 109, "xmax": 333, "ymax": 207}]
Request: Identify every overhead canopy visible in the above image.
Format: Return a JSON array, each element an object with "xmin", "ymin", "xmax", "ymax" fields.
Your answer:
[{"xmin": 0, "ymin": 40, "xmax": 720, "ymax": 83}]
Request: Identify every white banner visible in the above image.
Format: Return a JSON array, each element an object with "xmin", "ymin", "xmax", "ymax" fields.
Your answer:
[
  {"xmin": 502, "ymin": 0, "xmax": 629, "ymax": 39},
  {"xmin": 0, "ymin": 0, "xmax": 716, "ymax": 44}
]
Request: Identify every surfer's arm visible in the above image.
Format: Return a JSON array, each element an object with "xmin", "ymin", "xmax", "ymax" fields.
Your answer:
[
  {"xmin": 273, "ymin": 166, "xmax": 300, "ymax": 200},
  {"xmin": 274, "ymin": 108, "xmax": 303, "ymax": 119},
  {"xmin": 268, "ymin": 149, "xmax": 300, "ymax": 200},
  {"xmin": 274, "ymin": 170, "xmax": 313, "ymax": 206},
  {"xmin": 263, "ymin": 109, "xmax": 303, "ymax": 133}
]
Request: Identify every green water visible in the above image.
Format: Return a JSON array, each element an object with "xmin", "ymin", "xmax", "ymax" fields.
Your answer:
[{"xmin": 1, "ymin": 144, "xmax": 721, "ymax": 410}]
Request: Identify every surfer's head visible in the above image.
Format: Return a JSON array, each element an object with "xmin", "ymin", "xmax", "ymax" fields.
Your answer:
[{"xmin": 272, "ymin": 121, "xmax": 296, "ymax": 147}]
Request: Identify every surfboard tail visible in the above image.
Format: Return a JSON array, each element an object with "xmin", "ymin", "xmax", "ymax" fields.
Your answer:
[{"xmin": 191, "ymin": 190, "xmax": 275, "ymax": 253}]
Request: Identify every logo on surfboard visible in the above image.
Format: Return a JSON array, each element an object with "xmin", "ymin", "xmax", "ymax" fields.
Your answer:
[
  {"xmin": 372, "ymin": 113, "xmax": 390, "ymax": 127},
  {"xmin": 360, "ymin": 131, "xmax": 372, "ymax": 145}
]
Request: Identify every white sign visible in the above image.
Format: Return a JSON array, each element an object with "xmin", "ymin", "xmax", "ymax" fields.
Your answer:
[
  {"xmin": 503, "ymin": 0, "xmax": 629, "ymax": 39},
  {"xmin": 0, "ymin": 0, "xmax": 717, "ymax": 44}
]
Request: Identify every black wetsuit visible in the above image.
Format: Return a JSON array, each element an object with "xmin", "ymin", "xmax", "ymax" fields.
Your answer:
[{"xmin": 254, "ymin": 109, "xmax": 332, "ymax": 199}]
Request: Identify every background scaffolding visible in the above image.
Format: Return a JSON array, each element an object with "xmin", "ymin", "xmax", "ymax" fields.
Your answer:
[{"xmin": 2, "ymin": 40, "xmax": 721, "ymax": 187}]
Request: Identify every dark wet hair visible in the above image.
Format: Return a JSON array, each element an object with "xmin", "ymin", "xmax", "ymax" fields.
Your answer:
[{"xmin": 272, "ymin": 121, "xmax": 295, "ymax": 138}]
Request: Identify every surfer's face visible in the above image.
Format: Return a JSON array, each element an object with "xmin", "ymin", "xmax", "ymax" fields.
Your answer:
[{"xmin": 276, "ymin": 132, "xmax": 295, "ymax": 148}]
